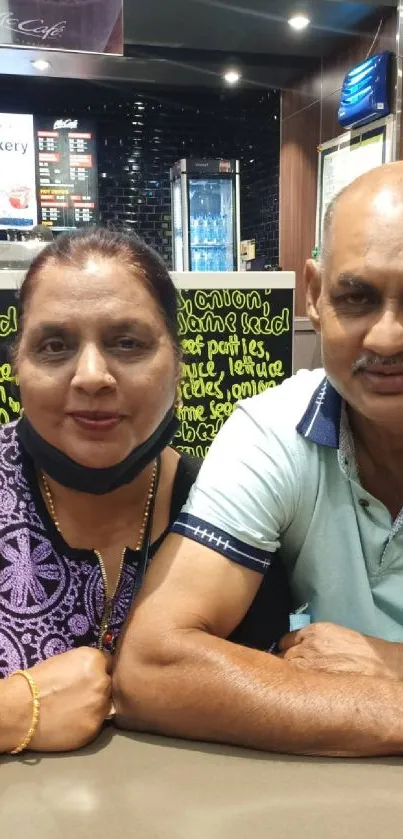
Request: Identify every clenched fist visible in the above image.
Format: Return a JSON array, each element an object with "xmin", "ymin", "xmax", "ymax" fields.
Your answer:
[{"xmin": 5, "ymin": 647, "xmax": 112, "ymax": 753}]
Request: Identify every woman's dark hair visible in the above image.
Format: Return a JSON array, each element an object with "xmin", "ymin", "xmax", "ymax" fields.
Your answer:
[{"xmin": 14, "ymin": 226, "xmax": 179, "ymax": 356}]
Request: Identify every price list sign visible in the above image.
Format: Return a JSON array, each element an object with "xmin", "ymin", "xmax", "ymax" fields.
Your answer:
[
  {"xmin": 34, "ymin": 117, "xmax": 99, "ymax": 230},
  {"xmin": 173, "ymin": 275, "xmax": 294, "ymax": 459}
]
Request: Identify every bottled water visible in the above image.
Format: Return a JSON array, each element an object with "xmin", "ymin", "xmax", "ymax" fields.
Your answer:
[
  {"xmin": 206, "ymin": 214, "xmax": 214, "ymax": 243},
  {"xmin": 189, "ymin": 213, "xmax": 234, "ymax": 271},
  {"xmin": 207, "ymin": 249, "xmax": 218, "ymax": 271},
  {"xmin": 192, "ymin": 249, "xmax": 201, "ymax": 271},
  {"xmin": 211, "ymin": 249, "xmax": 220, "ymax": 271},
  {"xmin": 224, "ymin": 247, "xmax": 232, "ymax": 271},
  {"xmin": 204, "ymin": 216, "xmax": 211, "ymax": 244},
  {"xmin": 211, "ymin": 217, "xmax": 218, "ymax": 245},
  {"xmin": 191, "ymin": 216, "xmax": 200, "ymax": 245},
  {"xmin": 199, "ymin": 250, "xmax": 207, "ymax": 271}
]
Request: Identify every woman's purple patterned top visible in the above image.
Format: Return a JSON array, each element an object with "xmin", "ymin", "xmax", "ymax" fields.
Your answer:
[{"xmin": 0, "ymin": 421, "xmax": 155, "ymax": 678}]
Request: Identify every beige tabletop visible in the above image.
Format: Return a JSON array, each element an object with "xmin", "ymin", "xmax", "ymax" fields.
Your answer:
[{"xmin": 2, "ymin": 727, "xmax": 403, "ymax": 838}]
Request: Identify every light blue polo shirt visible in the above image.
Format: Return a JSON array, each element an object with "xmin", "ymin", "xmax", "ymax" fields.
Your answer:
[{"xmin": 172, "ymin": 369, "xmax": 403, "ymax": 641}]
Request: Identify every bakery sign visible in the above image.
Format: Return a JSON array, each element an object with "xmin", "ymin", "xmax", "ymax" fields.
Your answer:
[
  {"xmin": 0, "ymin": 0, "xmax": 123, "ymax": 54},
  {"xmin": 0, "ymin": 114, "xmax": 37, "ymax": 230}
]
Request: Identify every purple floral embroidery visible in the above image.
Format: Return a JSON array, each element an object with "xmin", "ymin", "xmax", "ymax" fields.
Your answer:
[
  {"xmin": 0, "ymin": 529, "xmax": 63, "ymax": 613},
  {"xmin": 0, "ymin": 628, "xmax": 26, "ymax": 674},
  {"xmin": 0, "ymin": 422, "xmax": 142, "ymax": 678},
  {"xmin": 68, "ymin": 614, "xmax": 90, "ymax": 636}
]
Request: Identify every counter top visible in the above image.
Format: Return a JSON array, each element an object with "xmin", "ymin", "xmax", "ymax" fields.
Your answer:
[{"xmin": 2, "ymin": 728, "xmax": 403, "ymax": 838}]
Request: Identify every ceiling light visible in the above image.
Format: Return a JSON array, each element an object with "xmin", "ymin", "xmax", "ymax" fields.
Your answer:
[
  {"xmin": 288, "ymin": 15, "xmax": 310, "ymax": 31},
  {"xmin": 224, "ymin": 69, "xmax": 241, "ymax": 85},
  {"xmin": 31, "ymin": 59, "xmax": 51, "ymax": 71}
]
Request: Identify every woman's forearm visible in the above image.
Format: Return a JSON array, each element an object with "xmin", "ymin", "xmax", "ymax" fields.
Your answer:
[{"xmin": 0, "ymin": 674, "xmax": 32, "ymax": 754}]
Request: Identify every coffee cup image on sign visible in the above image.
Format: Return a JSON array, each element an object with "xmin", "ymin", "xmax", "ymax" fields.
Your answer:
[
  {"xmin": 0, "ymin": 184, "xmax": 36, "ymax": 227},
  {"xmin": 0, "ymin": 0, "xmax": 122, "ymax": 52},
  {"xmin": 7, "ymin": 186, "xmax": 30, "ymax": 210}
]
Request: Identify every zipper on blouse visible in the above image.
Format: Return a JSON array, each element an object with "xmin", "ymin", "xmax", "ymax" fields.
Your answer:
[{"xmin": 95, "ymin": 548, "xmax": 126, "ymax": 650}]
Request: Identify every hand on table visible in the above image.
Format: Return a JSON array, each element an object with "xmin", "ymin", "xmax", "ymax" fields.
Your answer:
[
  {"xmin": 15, "ymin": 647, "xmax": 112, "ymax": 752},
  {"xmin": 278, "ymin": 622, "xmax": 403, "ymax": 681}
]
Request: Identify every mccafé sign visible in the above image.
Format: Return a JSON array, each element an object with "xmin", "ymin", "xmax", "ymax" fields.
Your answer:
[
  {"xmin": 0, "ymin": 0, "xmax": 123, "ymax": 54},
  {"xmin": 0, "ymin": 12, "xmax": 65, "ymax": 42}
]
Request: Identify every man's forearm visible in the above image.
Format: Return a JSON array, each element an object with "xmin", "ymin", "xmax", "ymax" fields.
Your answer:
[{"xmin": 113, "ymin": 629, "xmax": 403, "ymax": 757}]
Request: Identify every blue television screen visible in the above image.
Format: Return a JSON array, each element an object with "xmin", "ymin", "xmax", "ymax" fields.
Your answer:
[{"xmin": 338, "ymin": 51, "xmax": 391, "ymax": 129}]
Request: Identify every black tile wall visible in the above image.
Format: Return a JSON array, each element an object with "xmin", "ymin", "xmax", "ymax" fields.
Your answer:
[{"xmin": 0, "ymin": 77, "xmax": 279, "ymax": 265}]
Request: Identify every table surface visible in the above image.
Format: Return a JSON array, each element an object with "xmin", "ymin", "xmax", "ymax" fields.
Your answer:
[{"xmin": 2, "ymin": 728, "xmax": 403, "ymax": 838}]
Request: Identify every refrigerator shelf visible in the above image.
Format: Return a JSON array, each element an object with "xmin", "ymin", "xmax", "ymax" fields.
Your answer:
[{"xmin": 190, "ymin": 243, "xmax": 233, "ymax": 249}]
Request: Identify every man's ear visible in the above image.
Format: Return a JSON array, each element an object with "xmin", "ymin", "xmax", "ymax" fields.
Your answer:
[{"xmin": 304, "ymin": 258, "xmax": 322, "ymax": 333}]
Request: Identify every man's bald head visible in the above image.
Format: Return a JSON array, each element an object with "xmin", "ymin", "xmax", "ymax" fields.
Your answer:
[{"xmin": 321, "ymin": 161, "xmax": 403, "ymax": 270}]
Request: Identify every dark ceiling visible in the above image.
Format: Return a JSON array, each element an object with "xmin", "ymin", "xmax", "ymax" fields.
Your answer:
[{"xmin": 0, "ymin": 0, "xmax": 397, "ymax": 89}]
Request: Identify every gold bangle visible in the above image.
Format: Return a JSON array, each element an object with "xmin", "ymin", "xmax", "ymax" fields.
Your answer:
[{"xmin": 9, "ymin": 670, "xmax": 40, "ymax": 755}]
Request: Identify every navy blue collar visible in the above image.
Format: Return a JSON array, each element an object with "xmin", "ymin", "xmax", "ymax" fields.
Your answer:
[{"xmin": 296, "ymin": 376, "xmax": 342, "ymax": 449}]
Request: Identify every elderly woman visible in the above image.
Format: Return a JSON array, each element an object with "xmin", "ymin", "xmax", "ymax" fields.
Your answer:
[{"xmin": 0, "ymin": 228, "xmax": 200, "ymax": 755}]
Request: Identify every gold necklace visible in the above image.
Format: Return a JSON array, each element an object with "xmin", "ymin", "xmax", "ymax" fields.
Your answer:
[{"xmin": 41, "ymin": 461, "xmax": 157, "ymax": 651}]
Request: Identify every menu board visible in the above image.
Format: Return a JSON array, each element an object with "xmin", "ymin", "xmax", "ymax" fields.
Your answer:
[
  {"xmin": 173, "ymin": 274, "xmax": 294, "ymax": 459},
  {"xmin": 0, "ymin": 290, "xmax": 21, "ymax": 424},
  {"xmin": 34, "ymin": 117, "xmax": 99, "ymax": 230},
  {"xmin": 316, "ymin": 117, "xmax": 393, "ymax": 247},
  {"xmin": 0, "ymin": 113, "xmax": 37, "ymax": 230}
]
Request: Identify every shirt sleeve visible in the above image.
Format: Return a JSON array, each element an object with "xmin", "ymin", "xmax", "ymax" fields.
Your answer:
[{"xmin": 171, "ymin": 397, "xmax": 302, "ymax": 574}]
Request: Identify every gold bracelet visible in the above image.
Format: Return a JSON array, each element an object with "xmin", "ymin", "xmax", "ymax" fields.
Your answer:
[{"xmin": 9, "ymin": 670, "xmax": 40, "ymax": 755}]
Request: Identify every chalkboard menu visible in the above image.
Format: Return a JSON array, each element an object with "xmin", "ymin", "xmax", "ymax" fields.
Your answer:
[
  {"xmin": 34, "ymin": 117, "xmax": 99, "ymax": 230},
  {"xmin": 0, "ymin": 289, "xmax": 20, "ymax": 423},
  {"xmin": 172, "ymin": 272, "xmax": 294, "ymax": 458}
]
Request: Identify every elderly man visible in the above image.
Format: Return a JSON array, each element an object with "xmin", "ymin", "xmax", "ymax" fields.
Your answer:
[{"xmin": 115, "ymin": 162, "xmax": 403, "ymax": 756}]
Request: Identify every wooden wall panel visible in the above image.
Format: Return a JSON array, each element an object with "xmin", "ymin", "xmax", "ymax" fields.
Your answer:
[
  {"xmin": 280, "ymin": 9, "xmax": 397, "ymax": 316},
  {"xmin": 280, "ymin": 102, "xmax": 320, "ymax": 317}
]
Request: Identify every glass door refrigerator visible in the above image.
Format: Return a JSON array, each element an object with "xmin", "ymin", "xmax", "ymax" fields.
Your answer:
[{"xmin": 170, "ymin": 159, "xmax": 240, "ymax": 271}]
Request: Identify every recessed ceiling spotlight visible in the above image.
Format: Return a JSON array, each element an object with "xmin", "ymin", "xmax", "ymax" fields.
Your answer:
[
  {"xmin": 31, "ymin": 59, "xmax": 51, "ymax": 71},
  {"xmin": 224, "ymin": 69, "xmax": 241, "ymax": 85},
  {"xmin": 288, "ymin": 14, "xmax": 310, "ymax": 31}
]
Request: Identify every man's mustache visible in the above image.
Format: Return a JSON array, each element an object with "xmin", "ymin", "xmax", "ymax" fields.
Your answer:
[{"xmin": 352, "ymin": 354, "xmax": 403, "ymax": 374}]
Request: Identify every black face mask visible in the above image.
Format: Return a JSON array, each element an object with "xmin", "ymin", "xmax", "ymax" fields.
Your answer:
[{"xmin": 17, "ymin": 408, "xmax": 179, "ymax": 495}]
